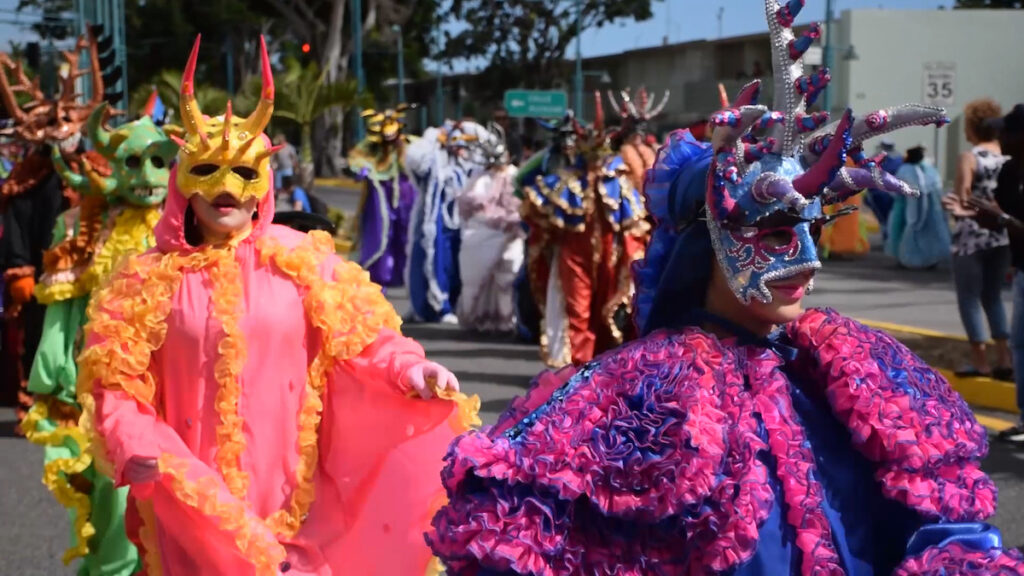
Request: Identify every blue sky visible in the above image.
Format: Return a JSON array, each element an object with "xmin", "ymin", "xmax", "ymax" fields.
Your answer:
[
  {"xmin": 0, "ymin": 0, "xmax": 959, "ymax": 60},
  {"xmin": 580, "ymin": 0, "xmax": 955, "ymax": 57}
]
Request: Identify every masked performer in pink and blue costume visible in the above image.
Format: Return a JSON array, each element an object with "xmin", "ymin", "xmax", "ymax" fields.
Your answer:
[{"xmin": 426, "ymin": 1, "xmax": 1024, "ymax": 573}]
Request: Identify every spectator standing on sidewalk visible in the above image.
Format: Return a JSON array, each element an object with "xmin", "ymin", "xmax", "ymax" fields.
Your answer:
[
  {"xmin": 949, "ymin": 98, "xmax": 1012, "ymax": 380},
  {"xmin": 947, "ymin": 103, "xmax": 1024, "ymax": 445},
  {"xmin": 272, "ymin": 133, "xmax": 298, "ymax": 191}
]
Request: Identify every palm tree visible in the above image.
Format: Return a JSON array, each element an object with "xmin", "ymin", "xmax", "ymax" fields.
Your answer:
[
  {"xmin": 129, "ymin": 69, "xmax": 231, "ymax": 122},
  {"xmin": 262, "ymin": 56, "xmax": 368, "ymax": 165}
]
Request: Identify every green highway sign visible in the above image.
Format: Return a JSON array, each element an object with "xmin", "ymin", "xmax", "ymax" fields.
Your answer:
[{"xmin": 503, "ymin": 90, "xmax": 568, "ymax": 118}]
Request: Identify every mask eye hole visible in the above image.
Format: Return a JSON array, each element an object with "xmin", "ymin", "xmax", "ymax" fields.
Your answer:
[
  {"xmin": 758, "ymin": 228, "xmax": 796, "ymax": 250},
  {"xmin": 125, "ymin": 155, "xmax": 141, "ymax": 168},
  {"xmin": 189, "ymin": 163, "xmax": 219, "ymax": 177},
  {"xmin": 231, "ymin": 166, "xmax": 259, "ymax": 181},
  {"xmin": 150, "ymin": 156, "xmax": 165, "ymax": 169}
]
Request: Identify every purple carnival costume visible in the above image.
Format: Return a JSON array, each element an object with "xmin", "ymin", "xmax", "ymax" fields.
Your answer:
[
  {"xmin": 425, "ymin": 1, "xmax": 1024, "ymax": 574},
  {"xmin": 348, "ymin": 106, "xmax": 418, "ymax": 287}
]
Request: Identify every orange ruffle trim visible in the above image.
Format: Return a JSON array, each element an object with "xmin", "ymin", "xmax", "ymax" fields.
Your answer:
[
  {"xmin": 158, "ymin": 455, "xmax": 286, "ymax": 576},
  {"xmin": 79, "ymin": 230, "xmax": 476, "ymax": 572}
]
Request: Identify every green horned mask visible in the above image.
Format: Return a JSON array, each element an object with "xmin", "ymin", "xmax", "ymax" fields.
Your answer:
[{"xmin": 53, "ymin": 103, "xmax": 176, "ymax": 206}]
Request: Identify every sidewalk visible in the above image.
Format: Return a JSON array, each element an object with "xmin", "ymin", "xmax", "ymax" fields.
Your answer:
[{"xmin": 808, "ymin": 249, "xmax": 1019, "ymax": 420}]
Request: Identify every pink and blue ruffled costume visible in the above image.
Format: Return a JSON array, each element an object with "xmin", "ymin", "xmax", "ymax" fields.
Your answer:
[{"xmin": 427, "ymin": 126, "xmax": 1024, "ymax": 575}]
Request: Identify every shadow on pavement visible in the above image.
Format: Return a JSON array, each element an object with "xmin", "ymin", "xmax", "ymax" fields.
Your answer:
[{"xmin": 819, "ymin": 252, "xmax": 953, "ymax": 287}]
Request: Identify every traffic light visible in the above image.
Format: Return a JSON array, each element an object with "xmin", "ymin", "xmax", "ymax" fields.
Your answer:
[
  {"xmin": 89, "ymin": 24, "xmax": 123, "ymax": 106},
  {"xmin": 301, "ymin": 43, "xmax": 311, "ymax": 54}
]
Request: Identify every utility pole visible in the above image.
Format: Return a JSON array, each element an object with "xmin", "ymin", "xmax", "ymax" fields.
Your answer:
[
  {"xmin": 717, "ymin": 6, "xmax": 724, "ymax": 39},
  {"xmin": 392, "ymin": 24, "xmax": 405, "ymax": 104},
  {"xmin": 435, "ymin": 26, "xmax": 444, "ymax": 125},
  {"xmin": 823, "ymin": 0, "xmax": 834, "ymax": 115},
  {"xmin": 574, "ymin": 0, "xmax": 583, "ymax": 116},
  {"xmin": 351, "ymin": 0, "xmax": 365, "ymax": 140}
]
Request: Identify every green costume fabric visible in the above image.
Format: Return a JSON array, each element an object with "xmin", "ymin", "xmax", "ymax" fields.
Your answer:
[{"xmin": 23, "ymin": 104, "xmax": 174, "ymax": 576}]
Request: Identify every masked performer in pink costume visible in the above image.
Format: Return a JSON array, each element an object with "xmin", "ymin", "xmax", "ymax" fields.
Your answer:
[
  {"xmin": 456, "ymin": 123, "xmax": 523, "ymax": 333},
  {"xmin": 426, "ymin": 1, "xmax": 1024, "ymax": 574},
  {"xmin": 77, "ymin": 36, "xmax": 479, "ymax": 576}
]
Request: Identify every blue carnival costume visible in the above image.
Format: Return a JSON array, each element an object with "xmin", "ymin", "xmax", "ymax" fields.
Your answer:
[
  {"xmin": 426, "ymin": 1, "xmax": 1024, "ymax": 574},
  {"xmin": 404, "ymin": 121, "xmax": 489, "ymax": 323}
]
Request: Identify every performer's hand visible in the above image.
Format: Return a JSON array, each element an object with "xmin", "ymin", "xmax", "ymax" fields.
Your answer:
[
  {"xmin": 8, "ymin": 275, "xmax": 35, "ymax": 305},
  {"xmin": 124, "ymin": 456, "xmax": 160, "ymax": 484},
  {"xmin": 404, "ymin": 361, "xmax": 460, "ymax": 399}
]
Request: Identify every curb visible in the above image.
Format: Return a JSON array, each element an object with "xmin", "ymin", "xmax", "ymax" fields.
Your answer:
[
  {"xmin": 857, "ymin": 318, "xmax": 1018, "ymax": 415},
  {"xmin": 314, "ymin": 177, "xmax": 361, "ymax": 189}
]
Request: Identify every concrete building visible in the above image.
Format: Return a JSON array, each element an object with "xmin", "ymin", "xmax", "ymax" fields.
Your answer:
[{"xmin": 578, "ymin": 8, "xmax": 1024, "ymax": 183}]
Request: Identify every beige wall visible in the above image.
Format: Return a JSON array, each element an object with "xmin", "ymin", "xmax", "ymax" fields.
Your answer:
[{"xmin": 833, "ymin": 9, "xmax": 1024, "ymax": 183}]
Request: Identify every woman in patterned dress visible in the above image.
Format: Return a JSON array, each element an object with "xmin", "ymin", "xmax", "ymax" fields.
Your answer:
[{"xmin": 950, "ymin": 98, "xmax": 1013, "ymax": 379}]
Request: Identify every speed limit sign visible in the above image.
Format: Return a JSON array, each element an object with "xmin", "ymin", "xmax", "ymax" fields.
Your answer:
[{"xmin": 922, "ymin": 62, "xmax": 956, "ymax": 107}]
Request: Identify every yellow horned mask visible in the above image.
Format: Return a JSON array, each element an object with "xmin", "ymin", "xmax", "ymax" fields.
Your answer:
[{"xmin": 172, "ymin": 35, "xmax": 278, "ymax": 203}]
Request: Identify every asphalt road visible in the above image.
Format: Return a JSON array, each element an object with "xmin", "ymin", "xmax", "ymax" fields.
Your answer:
[{"xmin": 2, "ymin": 186, "xmax": 1022, "ymax": 573}]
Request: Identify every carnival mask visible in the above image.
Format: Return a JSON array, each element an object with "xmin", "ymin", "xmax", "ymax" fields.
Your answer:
[
  {"xmin": 172, "ymin": 35, "xmax": 277, "ymax": 203},
  {"xmin": 0, "ymin": 31, "xmax": 105, "ymax": 150},
  {"xmin": 52, "ymin": 105, "xmax": 176, "ymax": 206},
  {"xmin": 467, "ymin": 122, "xmax": 509, "ymax": 168},
  {"xmin": 706, "ymin": 0, "xmax": 948, "ymax": 304},
  {"xmin": 436, "ymin": 120, "xmax": 481, "ymax": 165},
  {"xmin": 606, "ymin": 86, "xmax": 669, "ymax": 141},
  {"xmin": 363, "ymin": 105, "xmax": 410, "ymax": 146}
]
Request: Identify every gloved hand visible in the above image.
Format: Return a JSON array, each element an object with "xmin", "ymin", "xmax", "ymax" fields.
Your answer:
[{"xmin": 8, "ymin": 275, "xmax": 35, "ymax": 305}]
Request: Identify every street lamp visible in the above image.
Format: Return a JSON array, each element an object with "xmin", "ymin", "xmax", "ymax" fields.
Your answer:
[{"xmin": 392, "ymin": 24, "xmax": 405, "ymax": 104}]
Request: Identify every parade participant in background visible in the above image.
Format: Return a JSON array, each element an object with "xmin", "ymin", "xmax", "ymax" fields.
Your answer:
[
  {"xmin": 0, "ymin": 30, "xmax": 104, "ymax": 422},
  {"xmin": 887, "ymin": 144, "xmax": 951, "ymax": 269},
  {"xmin": 77, "ymin": 36, "xmax": 479, "ymax": 575},
  {"xmin": 518, "ymin": 97, "xmax": 648, "ymax": 367},
  {"xmin": 864, "ymin": 139, "xmax": 902, "ymax": 236},
  {"xmin": 347, "ymin": 105, "xmax": 417, "ymax": 288},
  {"xmin": 20, "ymin": 104, "xmax": 175, "ymax": 575},
  {"xmin": 456, "ymin": 122, "xmax": 523, "ymax": 333},
  {"xmin": 405, "ymin": 119, "xmax": 490, "ymax": 323},
  {"xmin": 606, "ymin": 86, "xmax": 669, "ymax": 191},
  {"xmin": 426, "ymin": 2, "xmax": 1014, "ymax": 573}
]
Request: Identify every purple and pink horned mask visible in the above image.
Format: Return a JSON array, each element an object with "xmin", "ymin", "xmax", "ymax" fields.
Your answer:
[{"xmin": 706, "ymin": 0, "xmax": 949, "ymax": 304}]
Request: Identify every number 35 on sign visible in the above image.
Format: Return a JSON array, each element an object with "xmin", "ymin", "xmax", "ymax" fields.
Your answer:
[{"xmin": 922, "ymin": 62, "xmax": 956, "ymax": 107}]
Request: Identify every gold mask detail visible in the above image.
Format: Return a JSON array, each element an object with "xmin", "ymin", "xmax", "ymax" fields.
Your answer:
[{"xmin": 172, "ymin": 35, "xmax": 279, "ymax": 203}]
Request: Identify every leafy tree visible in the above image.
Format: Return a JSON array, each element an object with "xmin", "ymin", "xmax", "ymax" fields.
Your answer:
[
  {"xmin": 440, "ymin": 0, "xmax": 659, "ymax": 98},
  {"xmin": 16, "ymin": 0, "xmax": 75, "ymax": 41},
  {"xmin": 253, "ymin": 56, "xmax": 369, "ymax": 166}
]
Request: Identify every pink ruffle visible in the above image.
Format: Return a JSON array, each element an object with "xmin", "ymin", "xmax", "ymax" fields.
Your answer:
[
  {"xmin": 894, "ymin": 542, "xmax": 1024, "ymax": 575},
  {"xmin": 429, "ymin": 308, "xmax": 1001, "ymax": 574},
  {"xmin": 787, "ymin": 308, "xmax": 996, "ymax": 521}
]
